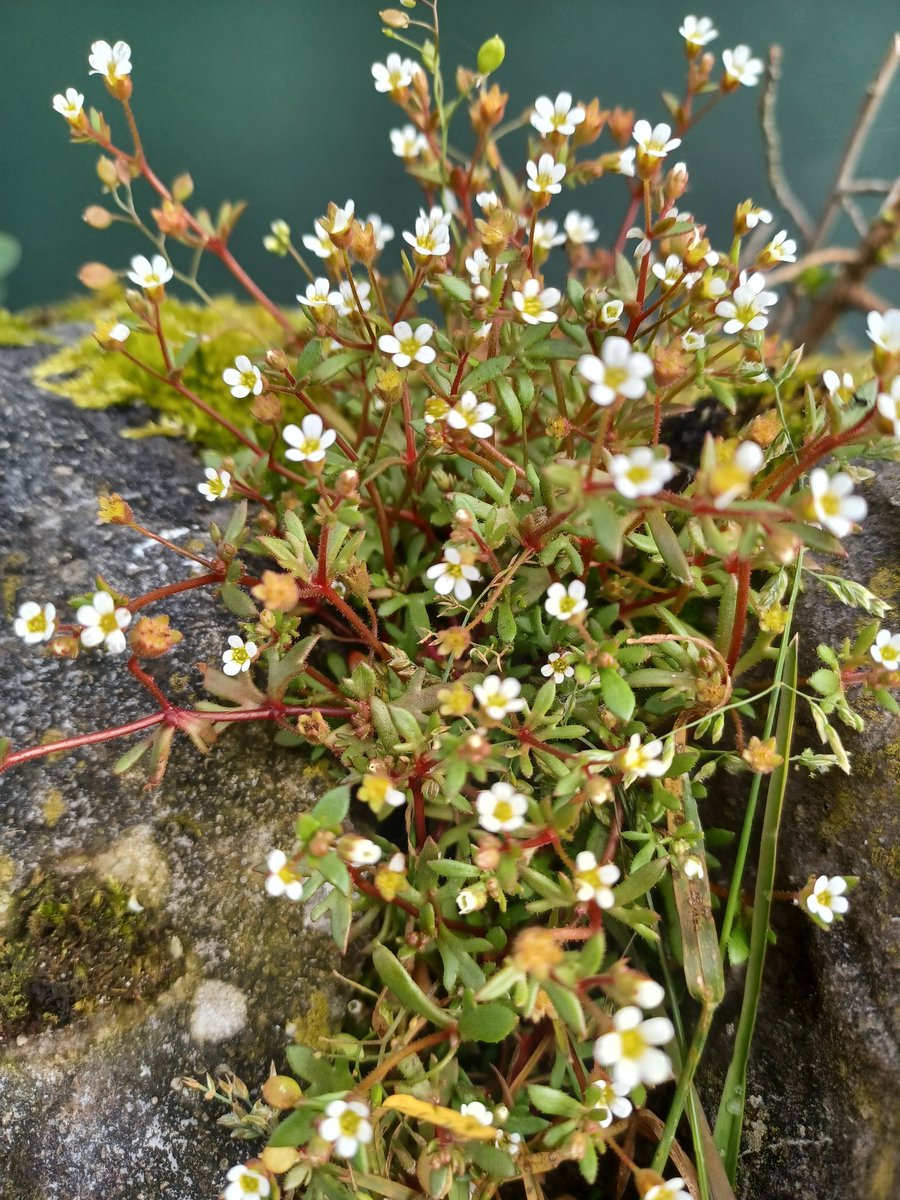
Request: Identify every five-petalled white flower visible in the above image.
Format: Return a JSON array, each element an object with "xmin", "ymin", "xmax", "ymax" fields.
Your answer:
[
  {"xmin": 633, "ymin": 120, "xmax": 682, "ymax": 162},
  {"xmin": 870, "ymin": 628, "xmax": 900, "ymax": 669},
  {"xmin": 425, "ymin": 546, "xmax": 482, "ymax": 602},
  {"xmin": 512, "ymin": 279, "xmax": 561, "ymax": 325},
  {"xmin": 474, "ymin": 676, "xmax": 526, "ymax": 721},
  {"xmin": 378, "ymin": 320, "xmax": 436, "ymax": 368},
  {"xmin": 334, "ymin": 279, "xmax": 371, "ymax": 317},
  {"xmin": 715, "ymin": 271, "xmax": 778, "ymax": 334},
  {"xmin": 302, "ymin": 220, "xmax": 337, "ymax": 260},
  {"xmin": 763, "ymin": 230, "xmax": 797, "ymax": 264},
  {"xmin": 222, "ymin": 635, "xmax": 258, "ymax": 676},
  {"xmin": 88, "ymin": 40, "xmax": 132, "ymax": 81},
  {"xmin": 545, "ymin": 580, "xmax": 588, "ymax": 622},
  {"xmin": 13, "ymin": 601, "xmax": 56, "ymax": 645},
  {"xmin": 577, "ymin": 338, "xmax": 653, "ymax": 407},
  {"xmin": 52, "ymin": 88, "xmax": 84, "ymax": 120},
  {"xmin": 390, "ymin": 124, "xmax": 428, "ymax": 158},
  {"xmin": 372, "ymin": 53, "xmax": 419, "ymax": 93},
  {"xmin": 564, "ymin": 211, "xmax": 599, "ymax": 244},
  {"xmin": 809, "ymin": 468, "xmax": 867, "ymax": 538},
  {"xmin": 526, "ymin": 154, "xmax": 566, "ymax": 195},
  {"xmin": 127, "ymin": 253, "xmax": 173, "ymax": 291},
  {"xmin": 459, "ymin": 1101, "xmax": 494, "ymax": 1127},
  {"xmin": 283, "ymin": 413, "xmax": 337, "ymax": 463},
  {"xmin": 722, "ymin": 45, "xmax": 764, "ymax": 88},
  {"xmin": 824, "ymin": 369, "xmax": 856, "ymax": 406},
  {"xmin": 298, "ymin": 278, "xmax": 339, "ymax": 311},
  {"xmin": 617, "ymin": 733, "xmax": 669, "ymax": 786},
  {"xmin": 223, "ymin": 1164, "xmax": 271, "ymax": 1200},
  {"xmin": 867, "ymin": 307, "xmax": 900, "ymax": 354},
  {"xmin": 645, "ymin": 1179, "xmax": 692, "ymax": 1200},
  {"xmin": 532, "ymin": 219, "xmax": 566, "ymax": 253},
  {"xmin": 475, "ymin": 781, "xmax": 529, "ymax": 833},
  {"xmin": 446, "ymin": 391, "xmax": 496, "ymax": 439},
  {"xmin": 531, "ymin": 92, "xmax": 585, "ymax": 137},
  {"xmin": 593, "ymin": 1005, "xmax": 675, "ymax": 1089},
  {"xmin": 403, "ymin": 212, "xmax": 450, "ymax": 258},
  {"xmin": 365, "ymin": 213, "xmax": 394, "ymax": 250},
  {"xmin": 77, "ymin": 590, "xmax": 131, "ymax": 654},
  {"xmin": 541, "ymin": 651, "xmax": 575, "ymax": 683},
  {"xmin": 573, "ymin": 851, "xmax": 620, "ymax": 908},
  {"xmin": 320, "ymin": 1098, "xmax": 374, "ymax": 1158},
  {"xmin": 222, "ymin": 354, "xmax": 263, "ymax": 398},
  {"xmin": 588, "ymin": 1078, "xmax": 633, "ymax": 1128},
  {"xmin": 678, "ymin": 16, "xmax": 718, "ymax": 49},
  {"xmin": 197, "ymin": 467, "xmax": 231, "ymax": 501},
  {"xmin": 264, "ymin": 849, "xmax": 304, "ymax": 900},
  {"xmin": 609, "ymin": 447, "xmax": 676, "ymax": 499},
  {"xmin": 805, "ymin": 875, "xmax": 850, "ymax": 924}
]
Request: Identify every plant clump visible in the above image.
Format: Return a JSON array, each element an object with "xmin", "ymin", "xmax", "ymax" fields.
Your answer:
[{"xmin": 4, "ymin": 6, "xmax": 900, "ymax": 1200}]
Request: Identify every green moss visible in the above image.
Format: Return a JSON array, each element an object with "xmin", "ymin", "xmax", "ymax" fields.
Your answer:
[
  {"xmin": 31, "ymin": 292, "xmax": 292, "ymax": 449},
  {"xmin": 0, "ymin": 870, "xmax": 181, "ymax": 1037},
  {"xmin": 289, "ymin": 989, "xmax": 333, "ymax": 1050},
  {"xmin": 0, "ymin": 308, "xmax": 52, "ymax": 347}
]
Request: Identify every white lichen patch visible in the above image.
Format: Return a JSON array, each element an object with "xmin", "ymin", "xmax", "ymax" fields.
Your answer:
[
  {"xmin": 189, "ymin": 979, "xmax": 248, "ymax": 1043},
  {"xmin": 88, "ymin": 824, "xmax": 171, "ymax": 908}
]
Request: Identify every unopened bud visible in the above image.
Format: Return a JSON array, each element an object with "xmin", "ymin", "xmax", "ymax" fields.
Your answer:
[
  {"xmin": 79, "ymin": 261, "xmax": 116, "ymax": 290},
  {"xmin": 172, "ymin": 172, "xmax": 194, "ymax": 203},
  {"xmin": 250, "ymin": 391, "xmax": 283, "ymax": 425},
  {"xmin": 477, "ymin": 35, "xmax": 505, "ymax": 76},
  {"xmin": 83, "ymin": 205, "xmax": 113, "ymax": 229},
  {"xmin": 380, "ymin": 7, "xmax": 410, "ymax": 28},
  {"xmin": 96, "ymin": 156, "xmax": 119, "ymax": 188},
  {"xmin": 336, "ymin": 469, "xmax": 360, "ymax": 497},
  {"xmin": 261, "ymin": 1075, "xmax": 303, "ymax": 1110}
]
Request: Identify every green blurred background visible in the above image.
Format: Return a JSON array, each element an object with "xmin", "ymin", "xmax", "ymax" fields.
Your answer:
[{"xmin": 1, "ymin": 0, "xmax": 898, "ymax": 309}]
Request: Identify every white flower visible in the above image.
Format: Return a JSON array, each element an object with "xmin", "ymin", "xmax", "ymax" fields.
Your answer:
[
  {"xmin": 88, "ymin": 40, "xmax": 132, "ymax": 81},
  {"xmin": 372, "ymin": 53, "xmax": 419, "ymax": 93},
  {"xmin": 298, "ymin": 278, "xmax": 339, "ymax": 311},
  {"xmin": 743, "ymin": 205, "xmax": 773, "ymax": 230},
  {"xmin": 870, "ymin": 628, "xmax": 900, "ymax": 669},
  {"xmin": 320, "ymin": 1098, "xmax": 374, "ymax": 1159},
  {"xmin": 127, "ymin": 253, "xmax": 173, "ymax": 290},
  {"xmin": 532, "ymin": 219, "xmax": 565, "ymax": 253},
  {"xmin": 341, "ymin": 837, "xmax": 383, "ymax": 867},
  {"xmin": 541, "ymin": 651, "xmax": 575, "ymax": 683},
  {"xmin": 446, "ymin": 391, "xmax": 496, "ymax": 439},
  {"xmin": 425, "ymin": 546, "xmax": 482, "ymax": 602},
  {"xmin": 878, "ymin": 378, "xmax": 900, "ymax": 437},
  {"xmin": 531, "ymin": 92, "xmax": 585, "ymax": 137},
  {"xmin": 52, "ymin": 88, "xmax": 84, "ymax": 120},
  {"xmin": 764, "ymin": 230, "xmax": 797, "ymax": 264},
  {"xmin": 13, "ymin": 601, "xmax": 56, "ymax": 645},
  {"xmin": 633, "ymin": 976, "xmax": 666, "ymax": 1009},
  {"xmin": 600, "ymin": 300, "xmax": 624, "ymax": 326},
  {"xmin": 825, "ymin": 369, "xmax": 856, "ymax": 406},
  {"xmin": 715, "ymin": 271, "xmax": 778, "ymax": 334},
  {"xmin": 683, "ymin": 856, "xmax": 705, "ymax": 880},
  {"xmin": 633, "ymin": 120, "xmax": 682, "ymax": 161},
  {"xmin": 263, "ymin": 219, "xmax": 291, "ymax": 255},
  {"xmin": 617, "ymin": 733, "xmax": 669, "ymax": 786},
  {"xmin": 475, "ymin": 780, "xmax": 528, "ymax": 832},
  {"xmin": 264, "ymin": 849, "xmax": 303, "ymax": 900},
  {"xmin": 526, "ymin": 154, "xmax": 566, "ymax": 195},
  {"xmin": 722, "ymin": 45, "xmax": 764, "ymax": 88},
  {"xmin": 327, "ymin": 200, "xmax": 355, "ymax": 237},
  {"xmin": 593, "ymin": 1006, "xmax": 675, "ymax": 1090},
  {"xmin": 609, "ymin": 447, "xmax": 676, "ymax": 499},
  {"xmin": 457, "ymin": 887, "xmax": 487, "ymax": 915},
  {"xmin": 681, "ymin": 328, "xmax": 706, "ymax": 352},
  {"xmin": 222, "ymin": 354, "xmax": 263, "ymax": 399},
  {"xmin": 805, "ymin": 875, "xmax": 850, "ymax": 924},
  {"xmin": 512, "ymin": 278, "xmax": 561, "ymax": 325},
  {"xmin": 652, "ymin": 255, "xmax": 685, "ymax": 290},
  {"xmin": 197, "ymin": 467, "xmax": 231, "ymax": 501},
  {"xmin": 577, "ymin": 338, "xmax": 653, "ymax": 407},
  {"xmin": 678, "ymin": 16, "xmax": 718, "ymax": 49},
  {"xmin": 474, "ymin": 676, "xmax": 526, "ymax": 721},
  {"xmin": 588, "ymin": 1079, "xmax": 633, "ymax": 1128},
  {"xmin": 809, "ymin": 468, "xmax": 867, "ymax": 538},
  {"xmin": 476, "ymin": 191, "xmax": 500, "ymax": 212},
  {"xmin": 460, "ymin": 1101, "xmax": 494, "ymax": 1126},
  {"xmin": 283, "ymin": 413, "xmax": 337, "ymax": 463},
  {"xmin": 710, "ymin": 440, "xmax": 764, "ymax": 509},
  {"xmin": 391, "ymin": 124, "xmax": 428, "ymax": 158},
  {"xmin": 364, "ymin": 213, "xmax": 394, "ymax": 250},
  {"xmin": 108, "ymin": 322, "xmax": 130, "ymax": 342},
  {"xmin": 224, "ymin": 1164, "xmax": 271, "ymax": 1200},
  {"xmin": 403, "ymin": 213, "xmax": 451, "ymax": 258},
  {"xmin": 573, "ymin": 851, "xmax": 620, "ymax": 908},
  {"xmin": 302, "ymin": 220, "xmax": 337, "ymax": 260},
  {"xmin": 564, "ymin": 211, "xmax": 598, "ymax": 244},
  {"xmin": 501, "ymin": 1131, "xmax": 523, "ymax": 1156},
  {"xmin": 335, "ymin": 279, "xmax": 371, "ymax": 317},
  {"xmin": 378, "ymin": 320, "xmax": 436, "ymax": 368},
  {"xmin": 867, "ymin": 307, "xmax": 900, "ymax": 353},
  {"xmin": 222, "ymin": 635, "xmax": 258, "ymax": 676},
  {"xmin": 645, "ymin": 1179, "xmax": 692, "ymax": 1200},
  {"xmin": 466, "ymin": 247, "xmax": 491, "ymax": 285},
  {"xmin": 545, "ymin": 579, "xmax": 588, "ymax": 622},
  {"xmin": 76, "ymin": 590, "xmax": 131, "ymax": 654},
  {"xmin": 614, "ymin": 147, "xmax": 636, "ymax": 177}
]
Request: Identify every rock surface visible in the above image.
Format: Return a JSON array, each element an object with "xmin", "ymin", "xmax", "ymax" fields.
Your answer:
[
  {"xmin": 702, "ymin": 463, "xmax": 900, "ymax": 1200},
  {"xmin": 0, "ymin": 340, "xmax": 341, "ymax": 1199}
]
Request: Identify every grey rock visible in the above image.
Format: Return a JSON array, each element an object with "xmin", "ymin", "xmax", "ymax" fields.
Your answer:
[
  {"xmin": 702, "ymin": 463, "xmax": 900, "ymax": 1200},
  {"xmin": 0, "ymin": 341, "xmax": 340, "ymax": 1199}
]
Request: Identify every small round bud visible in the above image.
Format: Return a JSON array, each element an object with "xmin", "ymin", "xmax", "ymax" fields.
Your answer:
[
  {"xmin": 83, "ymin": 205, "xmax": 114, "ymax": 229},
  {"xmin": 380, "ymin": 7, "xmax": 410, "ymax": 28},
  {"xmin": 250, "ymin": 392, "xmax": 283, "ymax": 426},
  {"xmin": 454, "ymin": 507, "xmax": 474, "ymax": 529},
  {"xmin": 336, "ymin": 469, "xmax": 360, "ymax": 498},
  {"xmin": 261, "ymin": 1074, "xmax": 303, "ymax": 1110},
  {"xmin": 477, "ymin": 35, "xmax": 506, "ymax": 76},
  {"xmin": 79, "ymin": 262, "xmax": 116, "ymax": 290}
]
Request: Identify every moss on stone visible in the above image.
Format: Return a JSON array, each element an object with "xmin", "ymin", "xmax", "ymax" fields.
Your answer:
[
  {"xmin": 0, "ymin": 309, "xmax": 51, "ymax": 347},
  {"xmin": 288, "ymin": 988, "xmax": 333, "ymax": 1050},
  {"xmin": 0, "ymin": 869, "xmax": 181, "ymax": 1038}
]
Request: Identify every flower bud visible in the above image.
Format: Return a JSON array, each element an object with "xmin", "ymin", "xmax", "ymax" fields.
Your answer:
[
  {"xmin": 83, "ymin": 205, "xmax": 113, "ymax": 229},
  {"xmin": 97, "ymin": 493, "xmax": 134, "ymax": 525},
  {"xmin": 79, "ymin": 261, "xmax": 116, "ymax": 290},
  {"xmin": 48, "ymin": 635, "xmax": 80, "ymax": 659},
  {"xmin": 336, "ymin": 469, "xmax": 360, "ymax": 498},
  {"xmin": 151, "ymin": 200, "xmax": 189, "ymax": 238},
  {"xmin": 250, "ymin": 391, "xmax": 283, "ymax": 425},
  {"xmin": 129, "ymin": 615, "xmax": 183, "ymax": 659},
  {"xmin": 607, "ymin": 106, "xmax": 635, "ymax": 145},
  {"xmin": 172, "ymin": 172, "xmax": 194, "ymax": 203},
  {"xmin": 96, "ymin": 156, "xmax": 119, "ymax": 188},
  {"xmin": 261, "ymin": 1074, "xmax": 302, "ymax": 1110},
  {"xmin": 572, "ymin": 98, "xmax": 607, "ymax": 147},
  {"xmin": 380, "ymin": 8, "xmax": 410, "ymax": 29},
  {"xmin": 470, "ymin": 85, "xmax": 508, "ymax": 136},
  {"xmin": 477, "ymin": 35, "xmax": 505, "ymax": 76}
]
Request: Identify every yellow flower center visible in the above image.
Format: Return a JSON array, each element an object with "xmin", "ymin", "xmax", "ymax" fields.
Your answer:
[
  {"xmin": 300, "ymin": 437, "xmax": 321, "ymax": 455},
  {"xmin": 339, "ymin": 1110, "xmax": 362, "ymax": 1136},
  {"xmin": 492, "ymin": 799, "xmax": 514, "ymax": 822},
  {"xmin": 400, "ymin": 335, "xmax": 422, "ymax": 357},
  {"xmin": 620, "ymin": 1029, "xmax": 645, "ymax": 1058},
  {"xmin": 27, "ymin": 613, "xmax": 48, "ymax": 633},
  {"xmin": 882, "ymin": 646, "xmax": 900, "ymax": 666},
  {"xmin": 483, "ymin": 691, "xmax": 506, "ymax": 711},
  {"xmin": 818, "ymin": 493, "xmax": 840, "ymax": 517},
  {"xmin": 604, "ymin": 365, "xmax": 628, "ymax": 391},
  {"xmin": 558, "ymin": 595, "xmax": 578, "ymax": 614},
  {"xmin": 626, "ymin": 466, "xmax": 653, "ymax": 487},
  {"xmin": 238, "ymin": 1175, "xmax": 263, "ymax": 1194},
  {"xmin": 522, "ymin": 294, "xmax": 544, "ymax": 317},
  {"xmin": 98, "ymin": 612, "xmax": 120, "ymax": 636},
  {"xmin": 230, "ymin": 645, "xmax": 250, "ymax": 665}
]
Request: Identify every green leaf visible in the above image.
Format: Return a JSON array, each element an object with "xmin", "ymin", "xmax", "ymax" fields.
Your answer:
[
  {"xmin": 294, "ymin": 338, "xmax": 323, "ymax": 382},
  {"xmin": 463, "ymin": 355, "xmax": 513, "ymax": 393},
  {"xmin": 316, "ymin": 851, "xmax": 351, "ymax": 897},
  {"xmin": 312, "ymin": 348, "xmax": 369, "ymax": 383},
  {"xmin": 495, "ymin": 377, "xmax": 523, "ymax": 433},
  {"xmin": 612, "ymin": 856, "xmax": 669, "ymax": 906},
  {"xmin": 267, "ymin": 1107, "xmax": 317, "ymax": 1148},
  {"xmin": 458, "ymin": 996, "xmax": 517, "ymax": 1043},
  {"xmin": 615, "ymin": 252, "xmax": 637, "ymax": 300},
  {"xmin": 587, "ymin": 497, "xmax": 623, "ymax": 560},
  {"xmin": 267, "ymin": 633, "xmax": 320, "ymax": 701},
  {"xmin": 540, "ymin": 979, "xmax": 585, "ymax": 1037},
  {"xmin": 646, "ymin": 508, "xmax": 693, "ymax": 584},
  {"xmin": 497, "ymin": 598, "xmax": 517, "ymax": 644},
  {"xmin": 466, "ymin": 1143, "xmax": 516, "ymax": 1178},
  {"xmin": 372, "ymin": 945, "xmax": 453, "ymax": 1027},
  {"xmin": 436, "ymin": 274, "xmax": 472, "ymax": 302},
  {"xmin": 526, "ymin": 1084, "xmax": 583, "ymax": 1118},
  {"xmin": 598, "ymin": 668, "xmax": 635, "ymax": 721},
  {"xmin": 309, "ymin": 785, "xmax": 351, "ymax": 828}
]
